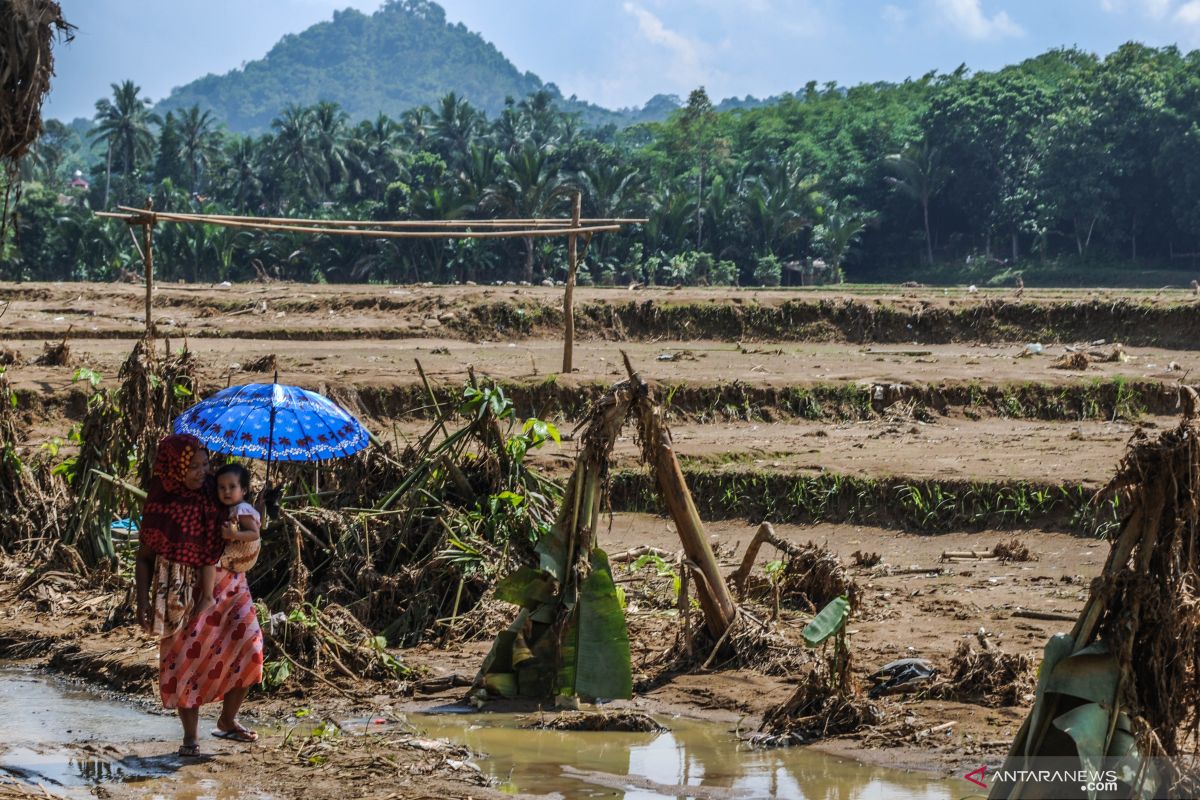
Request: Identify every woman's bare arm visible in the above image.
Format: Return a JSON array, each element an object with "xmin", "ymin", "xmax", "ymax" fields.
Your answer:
[{"xmin": 134, "ymin": 540, "xmax": 155, "ymax": 632}]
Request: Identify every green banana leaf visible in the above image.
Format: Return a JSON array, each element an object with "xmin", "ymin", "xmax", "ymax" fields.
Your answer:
[
  {"xmin": 479, "ymin": 607, "xmax": 531, "ymax": 678},
  {"xmin": 1025, "ymin": 633, "xmax": 1076, "ymax": 759},
  {"xmin": 484, "ymin": 672, "xmax": 518, "ymax": 698},
  {"xmin": 535, "ymin": 472, "xmax": 576, "ymax": 583},
  {"xmin": 1052, "ymin": 702, "xmax": 1109, "ymax": 800},
  {"xmin": 1044, "ymin": 641, "xmax": 1118, "ymax": 707},
  {"xmin": 493, "ymin": 565, "xmax": 557, "ymax": 608},
  {"xmin": 556, "ymin": 549, "xmax": 632, "ymax": 702},
  {"xmin": 802, "ymin": 596, "xmax": 850, "ymax": 647}
]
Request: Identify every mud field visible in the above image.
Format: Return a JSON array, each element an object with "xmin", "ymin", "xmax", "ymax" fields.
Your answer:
[{"xmin": 1, "ymin": 282, "xmax": 1197, "ymax": 799}]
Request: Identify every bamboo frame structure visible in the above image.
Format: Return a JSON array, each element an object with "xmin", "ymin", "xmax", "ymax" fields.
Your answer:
[{"xmin": 96, "ymin": 207, "xmax": 647, "ymax": 369}]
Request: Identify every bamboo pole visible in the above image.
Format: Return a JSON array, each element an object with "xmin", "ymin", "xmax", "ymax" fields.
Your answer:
[
  {"xmin": 141, "ymin": 197, "xmax": 155, "ymax": 338},
  {"xmin": 562, "ymin": 191, "xmax": 582, "ymax": 374},
  {"xmin": 99, "ymin": 210, "xmax": 621, "ymax": 240},
  {"xmin": 622, "ymin": 352, "xmax": 738, "ymax": 638},
  {"xmin": 106, "ymin": 206, "xmax": 646, "ymax": 228}
]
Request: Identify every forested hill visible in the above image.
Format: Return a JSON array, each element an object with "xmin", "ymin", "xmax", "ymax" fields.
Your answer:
[{"xmin": 156, "ymin": 0, "xmax": 632, "ymax": 132}]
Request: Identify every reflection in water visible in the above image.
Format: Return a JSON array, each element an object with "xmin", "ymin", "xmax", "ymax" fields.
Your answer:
[{"xmin": 416, "ymin": 712, "xmax": 958, "ymax": 800}]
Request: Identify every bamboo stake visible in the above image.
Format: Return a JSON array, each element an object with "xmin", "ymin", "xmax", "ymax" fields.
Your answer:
[
  {"xmin": 623, "ymin": 352, "xmax": 737, "ymax": 638},
  {"xmin": 562, "ymin": 191, "xmax": 581, "ymax": 374},
  {"xmin": 141, "ymin": 197, "xmax": 155, "ymax": 338}
]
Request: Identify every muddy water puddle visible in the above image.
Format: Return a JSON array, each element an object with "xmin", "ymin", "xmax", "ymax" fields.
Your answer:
[
  {"xmin": 0, "ymin": 665, "xmax": 179, "ymax": 795},
  {"xmin": 1, "ymin": 666, "xmax": 961, "ymax": 799},
  {"xmin": 415, "ymin": 709, "xmax": 959, "ymax": 799}
]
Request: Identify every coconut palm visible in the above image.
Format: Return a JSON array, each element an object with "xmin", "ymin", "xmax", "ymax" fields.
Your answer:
[
  {"xmin": 813, "ymin": 201, "xmax": 874, "ymax": 282},
  {"xmin": 217, "ymin": 137, "xmax": 265, "ymax": 211},
  {"xmin": 431, "ymin": 93, "xmax": 482, "ymax": 168},
  {"xmin": 270, "ymin": 105, "xmax": 328, "ymax": 208},
  {"xmin": 177, "ymin": 105, "xmax": 221, "ymax": 194},
  {"xmin": 885, "ymin": 140, "xmax": 947, "ymax": 265},
  {"xmin": 91, "ymin": 80, "xmax": 160, "ymax": 207},
  {"xmin": 483, "ymin": 140, "xmax": 569, "ymax": 282}
]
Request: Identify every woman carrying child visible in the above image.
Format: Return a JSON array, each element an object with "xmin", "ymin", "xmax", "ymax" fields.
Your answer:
[{"xmin": 135, "ymin": 434, "xmax": 264, "ymax": 757}]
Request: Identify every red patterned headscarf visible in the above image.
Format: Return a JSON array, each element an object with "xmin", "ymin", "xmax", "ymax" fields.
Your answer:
[{"xmin": 140, "ymin": 434, "xmax": 224, "ymax": 567}]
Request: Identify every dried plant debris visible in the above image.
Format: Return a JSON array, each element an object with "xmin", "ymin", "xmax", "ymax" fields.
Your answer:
[
  {"xmin": 32, "ymin": 338, "xmax": 70, "ymax": 366},
  {"xmin": 241, "ymin": 353, "xmax": 278, "ymax": 373},
  {"xmin": 1051, "ymin": 352, "xmax": 1090, "ymax": 371},
  {"xmin": 938, "ymin": 640, "xmax": 1034, "ymax": 707},
  {"xmin": 993, "ymin": 537, "xmax": 1036, "ymax": 562},
  {"xmin": 851, "ymin": 550, "xmax": 881, "ymax": 568},
  {"xmin": 522, "ymin": 711, "xmax": 667, "ymax": 733},
  {"xmin": 757, "ymin": 665, "xmax": 884, "ymax": 746}
]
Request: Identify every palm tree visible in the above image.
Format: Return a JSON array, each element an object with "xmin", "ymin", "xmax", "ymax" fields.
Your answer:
[
  {"xmin": 177, "ymin": 105, "xmax": 221, "ymax": 194},
  {"xmin": 91, "ymin": 80, "xmax": 160, "ymax": 207},
  {"xmin": 431, "ymin": 93, "xmax": 481, "ymax": 168},
  {"xmin": 346, "ymin": 114, "xmax": 401, "ymax": 201},
  {"xmin": 311, "ymin": 101, "xmax": 350, "ymax": 196},
  {"xmin": 217, "ymin": 136, "xmax": 265, "ymax": 211},
  {"xmin": 578, "ymin": 161, "xmax": 643, "ymax": 263},
  {"xmin": 885, "ymin": 140, "xmax": 947, "ymax": 265},
  {"xmin": 484, "ymin": 141, "xmax": 568, "ymax": 283},
  {"xmin": 270, "ymin": 105, "xmax": 328, "ymax": 208},
  {"xmin": 457, "ymin": 143, "xmax": 501, "ymax": 209},
  {"xmin": 739, "ymin": 159, "xmax": 820, "ymax": 259},
  {"xmin": 813, "ymin": 201, "xmax": 874, "ymax": 282},
  {"xmin": 399, "ymin": 106, "xmax": 430, "ymax": 150}
]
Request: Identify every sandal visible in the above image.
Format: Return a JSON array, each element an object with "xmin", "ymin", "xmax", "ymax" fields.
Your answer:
[
  {"xmin": 178, "ymin": 742, "xmax": 202, "ymax": 757},
  {"xmin": 211, "ymin": 724, "xmax": 259, "ymax": 743}
]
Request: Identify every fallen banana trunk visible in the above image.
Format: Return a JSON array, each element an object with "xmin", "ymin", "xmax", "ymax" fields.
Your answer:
[{"xmin": 477, "ymin": 358, "xmax": 741, "ymax": 701}]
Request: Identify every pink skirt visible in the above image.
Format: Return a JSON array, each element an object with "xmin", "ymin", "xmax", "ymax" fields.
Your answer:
[{"xmin": 158, "ymin": 567, "xmax": 263, "ymax": 710}]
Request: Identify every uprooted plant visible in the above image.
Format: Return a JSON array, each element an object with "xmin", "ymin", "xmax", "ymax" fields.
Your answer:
[
  {"xmin": 990, "ymin": 387, "xmax": 1200, "ymax": 799},
  {"xmin": 756, "ymin": 596, "xmax": 884, "ymax": 746}
]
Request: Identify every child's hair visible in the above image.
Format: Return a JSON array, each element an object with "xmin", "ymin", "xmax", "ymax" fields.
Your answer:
[{"xmin": 215, "ymin": 462, "xmax": 253, "ymax": 502}]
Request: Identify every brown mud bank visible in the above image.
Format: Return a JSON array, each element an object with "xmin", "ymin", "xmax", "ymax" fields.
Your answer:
[
  {"xmin": 8, "ymin": 373, "xmax": 1181, "ymax": 429},
  {"xmin": 3, "ymin": 282, "xmax": 1200, "ymax": 347}
]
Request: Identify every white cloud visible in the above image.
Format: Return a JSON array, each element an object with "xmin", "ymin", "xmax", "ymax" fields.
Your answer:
[
  {"xmin": 933, "ymin": 0, "xmax": 1024, "ymax": 39},
  {"xmin": 882, "ymin": 3, "xmax": 909, "ymax": 26},
  {"xmin": 1176, "ymin": 0, "xmax": 1200, "ymax": 23},
  {"xmin": 1100, "ymin": 0, "xmax": 1174, "ymax": 16},
  {"xmin": 622, "ymin": 2, "xmax": 708, "ymax": 86}
]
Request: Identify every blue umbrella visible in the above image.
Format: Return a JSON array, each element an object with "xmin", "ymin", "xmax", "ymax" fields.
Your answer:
[{"xmin": 173, "ymin": 382, "xmax": 370, "ymax": 467}]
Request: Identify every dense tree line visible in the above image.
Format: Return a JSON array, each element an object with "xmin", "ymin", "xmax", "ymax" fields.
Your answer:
[{"xmin": 5, "ymin": 42, "xmax": 1200, "ymax": 286}]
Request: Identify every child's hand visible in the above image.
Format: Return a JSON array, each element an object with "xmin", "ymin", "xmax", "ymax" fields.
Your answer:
[{"xmin": 222, "ymin": 518, "xmax": 239, "ymax": 541}]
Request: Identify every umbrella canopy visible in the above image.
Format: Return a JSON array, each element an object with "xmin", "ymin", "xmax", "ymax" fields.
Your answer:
[{"xmin": 173, "ymin": 383, "xmax": 369, "ymax": 462}]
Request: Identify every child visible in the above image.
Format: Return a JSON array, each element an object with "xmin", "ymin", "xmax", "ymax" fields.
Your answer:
[{"xmin": 215, "ymin": 463, "xmax": 261, "ymax": 573}]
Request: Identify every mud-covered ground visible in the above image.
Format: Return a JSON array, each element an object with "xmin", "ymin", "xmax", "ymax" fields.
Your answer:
[
  {"xmin": 0, "ymin": 514, "xmax": 1090, "ymax": 796},
  {"xmin": 1, "ymin": 281, "xmax": 1192, "ymax": 798}
]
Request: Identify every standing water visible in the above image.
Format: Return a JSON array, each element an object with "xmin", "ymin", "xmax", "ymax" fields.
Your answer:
[
  {"xmin": 416, "ymin": 710, "xmax": 961, "ymax": 799},
  {"xmin": 0, "ymin": 665, "xmax": 180, "ymax": 796},
  {"xmin": 0, "ymin": 664, "xmax": 964, "ymax": 799}
]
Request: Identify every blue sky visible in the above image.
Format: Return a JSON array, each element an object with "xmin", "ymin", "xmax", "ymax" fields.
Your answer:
[{"xmin": 46, "ymin": 0, "xmax": 1200, "ymax": 121}]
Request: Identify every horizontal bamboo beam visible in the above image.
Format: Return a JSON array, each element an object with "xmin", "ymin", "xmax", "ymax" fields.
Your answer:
[
  {"xmin": 107, "ymin": 206, "xmax": 647, "ymax": 228},
  {"xmin": 97, "ymin": 210, "xmax": 621, "ymax": 240}
]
